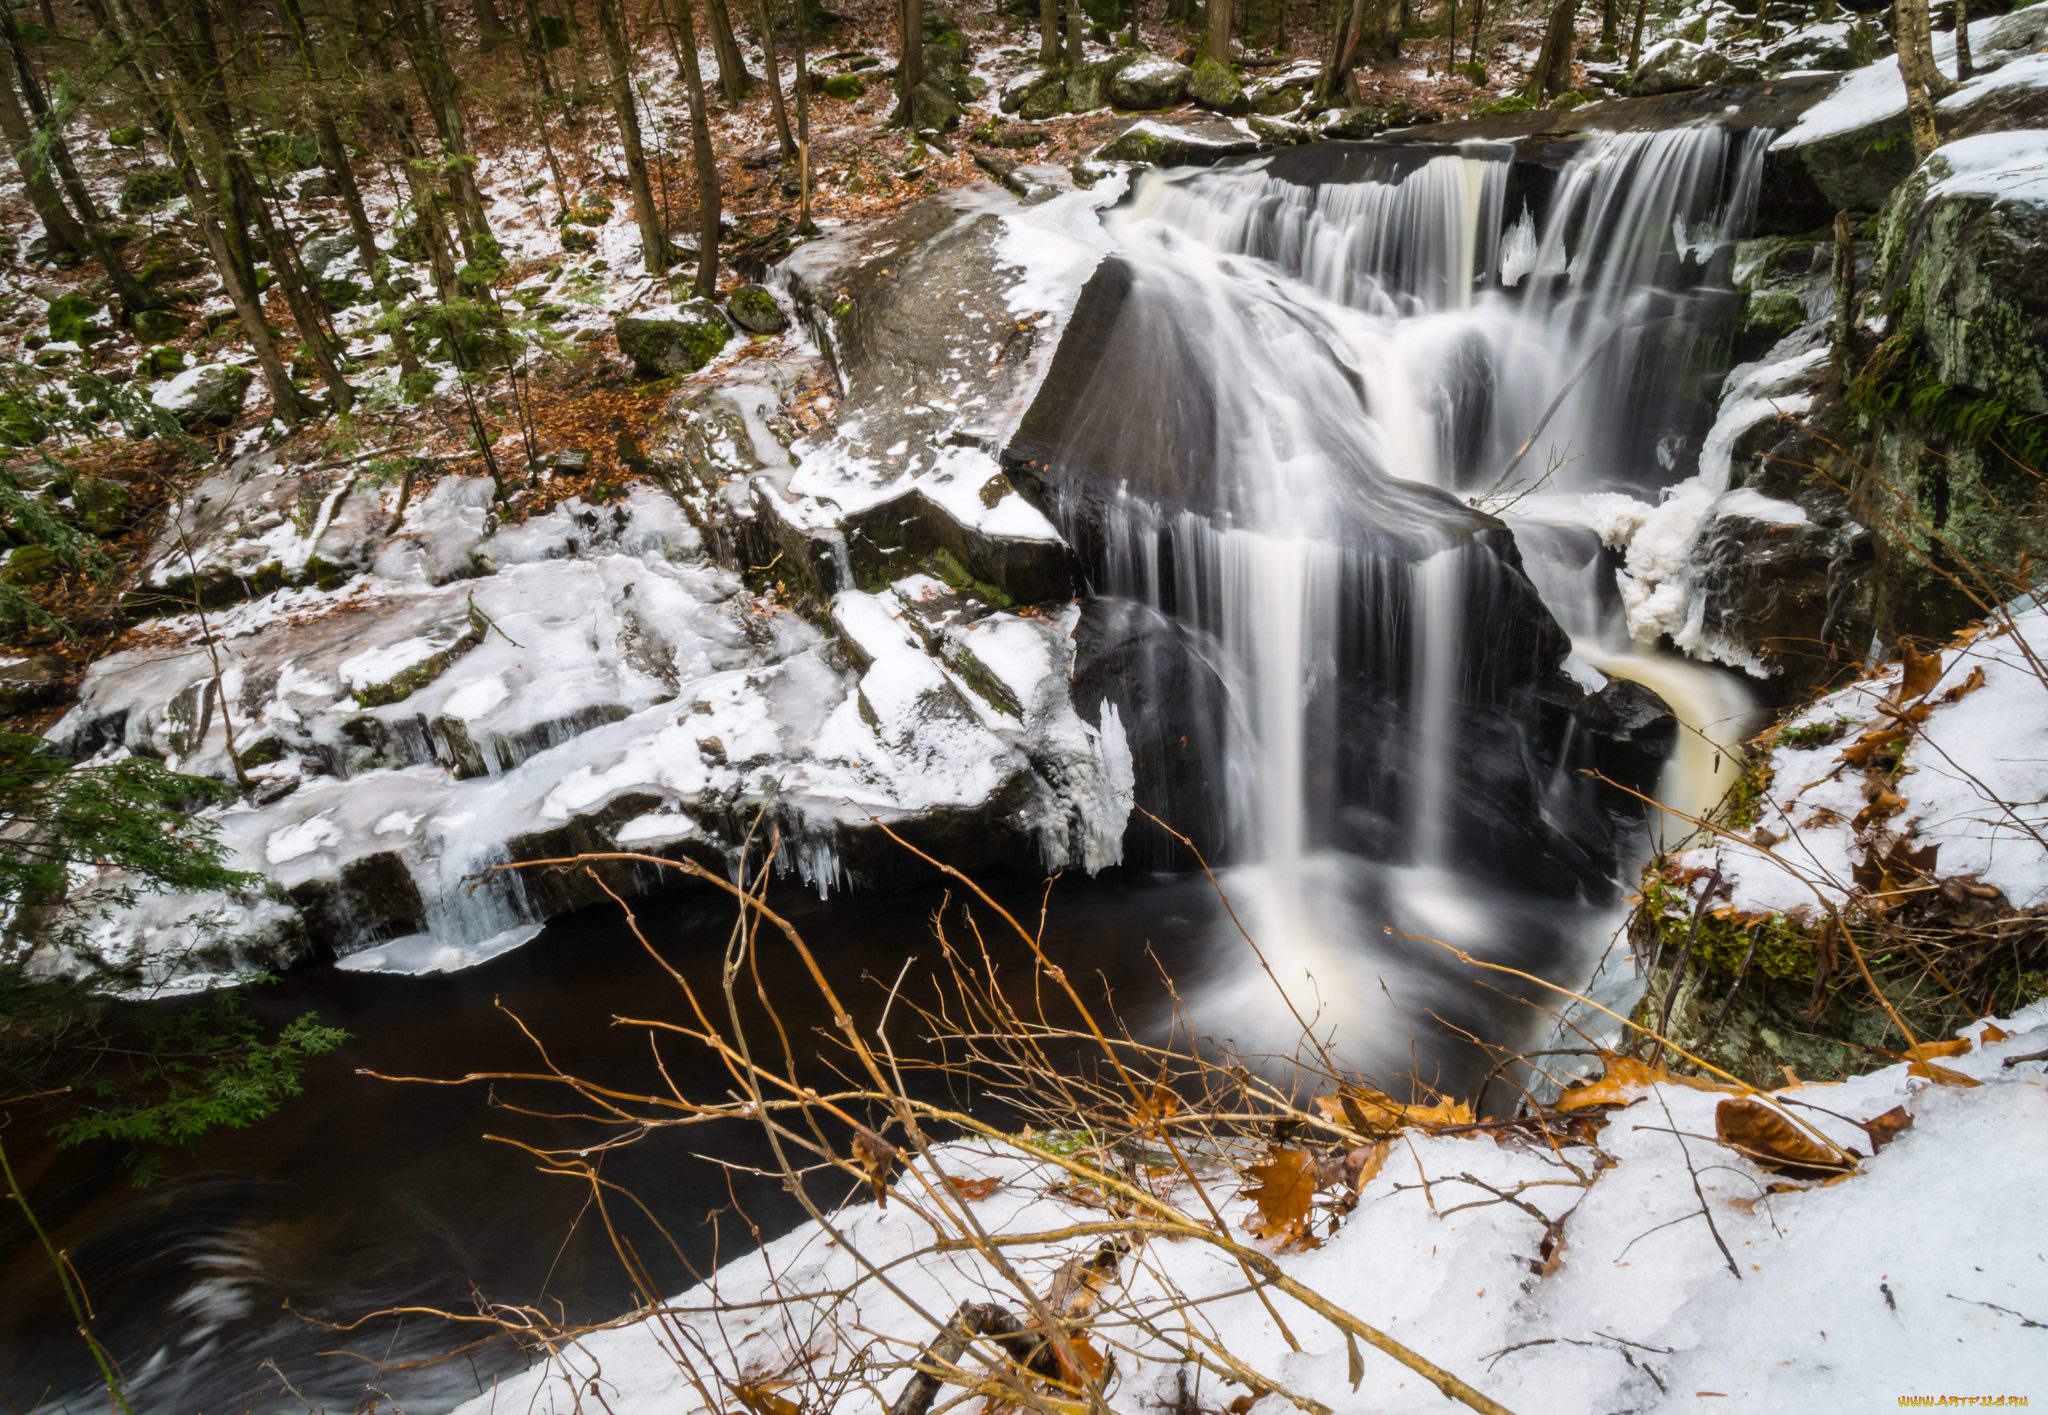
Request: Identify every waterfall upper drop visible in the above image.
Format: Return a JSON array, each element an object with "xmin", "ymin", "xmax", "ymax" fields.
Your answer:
[{"xmin": 1007, "ymin": 125, "xmax": 1767, "ymax": 1060}]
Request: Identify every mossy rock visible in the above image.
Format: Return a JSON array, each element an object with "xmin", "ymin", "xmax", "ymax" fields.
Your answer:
[
  {"xmin": 3, "ymin": 545, "xmax": 60, "ymax": 587},
  {"xmin": 139, "ymin": 345, "xmax": 186, "ymax": 378},
  {"xmin": 251, "ymin": 128, "xmax": 323, "ymax": 172},
  {"xmin": 1067, "ymin": 53, "xmax": 1137, "ymax": 111},
  {"xmin": 117, "ymin": 164, "xmax": 183, "ymax": 214},
  {"xmin": 822, "ymin": 71, "xmax": 867, "ymax": 100},
  {"xmin": 615, "ymin": 299, "xmax": 735, "ymax": 377},
  {"xmin": 1251, "ymin": 82, "xmax": 1309, "ymax": 116},
  {"xmin": 0, "ymin": 394, "xmax": 46, "ymax": 447},
  {"xmin": 132, "ymin": 306, "xmax": 188, "ymax": 342},
  {"xmin": 71, "ymin": 476, "xmax": 130, "ymax": 536},
  {"xmin": 909, "ymin": 76, "xmax": 962, "ymax": 131},
  {"xmin": 1738, "ymin": 288, "xmax": 1805, "ymax": 354},
  {"xmin": 108, "ymin": 124, "xmax": 147, "ymax": 148},
  {"xmin": 1109, "ymin": 55, "xmax": 1192, "ymax": 110},
  {"xmin": 319, "ymin": 277, "xmax": 368, "ymax": 310},
  {"xmin": 1185, "ymin": 56, "xmax": 1248, "ymax": 115},
  {"xmin": 154, "ymin": 363, "xmax": 253, "ymax": 427},
  {"xmin": 46, "ymin": 292, "xmax": 104, "ymax": 345},
  {"xmin": 727, "ymin": 283, "xmax": 789, "ymax": 335},
  {"xmin": 1001, "ymin": 68, "xmax": 1066, "ymax": 117}
]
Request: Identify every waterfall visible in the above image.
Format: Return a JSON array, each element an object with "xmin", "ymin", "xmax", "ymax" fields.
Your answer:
[{"xmin": 1047, "ymin": 125, "xmax": 1772, "ymax": 1064}]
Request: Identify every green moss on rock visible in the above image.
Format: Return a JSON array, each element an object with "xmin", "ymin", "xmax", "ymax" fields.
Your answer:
[
  {"xmin": 727, "ymin": 283, "xmax": 789, "ymax": 335},
  {"xmin": 117, "ymin": 164, "xmax": 183, "ymax": 214},
  {"xmin": 615, "ymin": 299, "xmax": 735, "ymax": 377},
  {"xmin": 46, "ymin": 293, "xmax": 104, "ymax": 345}
]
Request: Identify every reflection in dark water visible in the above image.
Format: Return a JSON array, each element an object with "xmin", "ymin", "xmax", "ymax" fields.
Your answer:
[{"xmin": 1, "ymin": 862, "xmax": 1584, "ymax": 1414}]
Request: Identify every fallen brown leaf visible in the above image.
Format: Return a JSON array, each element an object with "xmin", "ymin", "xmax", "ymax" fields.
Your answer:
[
  {"xmin": 1899, "ymin": 645, "xmax": 1944, "ymax": 701},
  {"xmin": 1857, "ymin": 1106, "xmax": 1914, "ymax": 1153},
  {"xmin": 952, "ymin": 1175, "xmax": 1001, "ymax": 1200},
  {"xmin": 851, "ymin": 1125, "xmax": 901, "ymax": 1208},
  {"xmin": 1939, "ymin": 665, "xmax": 1986, "ymax": 703},
  {"xmin": 1243, "ymin": 1146, "xmax": 1318, "ymax": 1249},
  {"xmin": 1715, "ymin": 1097, "xmax": 1856, "ymax": 1179},
  {"xmin": 1983, "ymin": 1022, "xmax": 2011, "ymax": 1043},
  {"xmin": 1555, "ymin": 1051, "xmax": 1740, "ymax": 1111},
  {"xmin": 1907, "ymin": 1059, "xmax": 1982, "ymax": 1088}
]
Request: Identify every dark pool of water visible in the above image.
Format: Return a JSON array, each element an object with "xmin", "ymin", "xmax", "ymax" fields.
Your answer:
[{"xmin": 0, "ymin": 862, "xmax": 1598, "ymax": 1414}]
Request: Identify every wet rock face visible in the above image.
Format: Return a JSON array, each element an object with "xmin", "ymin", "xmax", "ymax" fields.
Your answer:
[{"xmin": 1626, "ymin": 38, "xmax": 1764, "ymax": 97}]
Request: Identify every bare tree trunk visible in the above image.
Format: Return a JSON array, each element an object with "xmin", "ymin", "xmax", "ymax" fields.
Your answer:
[
  {"xmin": 394, "ymin": 0, "xmax": 497, "ymax": 263},
  {"xmin": 1522, "ymin": 0, "xmax": 1575, "ymax": 97},
  {"xmin": 1625, "ymin": 0, "xmax": 1645, "ymax": 64},
  {"xmin": 1207, "ymin": 0, "xmax": 1230, "ymax": 58},
  {"xmin": 520, "ymin": 0, "xmax": 558, "ymax": 93},
  {"xmin": 1953, "ymin": 0, "xmax": 1972, "ymax": 80},
  {"xmin": 92, "ymin": 0, "xmax": 313, "ymax": 423},
  {"xmin": 1830, "ymin": 209, "xmax": 1854, "ymax": 383},
  {"xmin": 245, "ymin": 167, "xmax": 357, "ymax": 411},
  {"xmin": 703, "ymin": 0, "xmax": 751, "ymax": 100},
  {"xmin": 1040, "ymin": 0, "xmax": 1060, "ymax": 65},
  {"xmin": 0, "ymin": 69, "xmax": 85, "ymax": 257},
  {"xmin": 753, "ymin": 0, "xmax": 794, "ymax": 155},
  {"xmin": 1318, "ymin": 0, "xmax": 1366, "ymax": 102},
  {"xmin": 0, "ymin": 7, "xmax": 156, "ymax": 314},
  {"xmin": 795, "ymin": 0, "xmax": 813, "ymax": 232},
  {"xmin": 671, "ymin": 0, "xmax": 721, "ymax": 295},
  {"xmin": 898, "ymin": 0, "xmax": 925, "ymax": 126},
  {"xmin": 1065, "ymin": 0, "xmax": 1083, "ymax": 66},
  {"xmin": 560, "ymin": 0, "xmax": 595, "ymax": 94},
  {"xmin": 360, "ymin": 32, "xmax": 465, "ymax": 302},
  {"xmin": 277, "ymin": 0, "xmax": 428, "ymax": 389},
  {"xmin": 472, "ymin": 0, "xmax": 517, "ymax": 46},
  {"xmin": 1894, "ymin": 0, "xmax": 1945, "ymax": 158},
  {"xmin": 595, "ymin": 0, "xmax": 669, "ymax": 273},
  {"xmin": 1599, "ymin": 0, "xmax": 1616, "ymax": 48}
]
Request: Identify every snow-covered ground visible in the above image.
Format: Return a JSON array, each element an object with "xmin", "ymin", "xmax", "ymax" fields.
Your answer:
[
  {"xmin": 1675, "ymin": 597, "xmax": 2048, "ymax": 920},
  {"xmin": 452, "ymin": 1006, "xmax": 2048, "ymax": 1415}
]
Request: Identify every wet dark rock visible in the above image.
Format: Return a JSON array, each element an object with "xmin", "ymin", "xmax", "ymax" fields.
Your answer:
[
  {"xmin": 1071, "ymin": 598, "xmax": 1229, "ymax": 869},
  {"xmin": 1626, "ymin": 39, "xmax": 1764, "ymax": 97},
  {"xmin": 291, "ymin": 851, "xmax": 427, "ymax": 957},
  {"xmin": 0, "ymin": 654, "xmax": 71, "ymax": 717}
]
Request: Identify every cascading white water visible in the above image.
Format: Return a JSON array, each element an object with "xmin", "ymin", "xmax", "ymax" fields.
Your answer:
[{"xmin": 1092, "ymin": 126, "xmax": 1772, "ymax": 1066}]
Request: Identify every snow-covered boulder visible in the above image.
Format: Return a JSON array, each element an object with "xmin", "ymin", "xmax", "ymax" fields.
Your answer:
[
  {"xmin": 615, "ymin": 299, "xmax": 735, "ymax": 377},
  {"xmin": 1108, "ymin": 56, "xmax": 1191, "ymax": 111},
  {"xmin": 150, "ymin": 362, "xmax": 253, "ymax": 428}
]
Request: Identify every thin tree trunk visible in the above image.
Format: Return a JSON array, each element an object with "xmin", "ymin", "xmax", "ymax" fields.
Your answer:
[
  {"xmin": 703, "ymin": 0, "xmax": 750, "ymax": 100},
  {"xmin": 1064, "ymin": 0, "xmax": 1082, "ymax": 68},
  {"xmin": 898, "ymin": 0, "xmax": 925, "ymax": 126},
  {"xmin": 671, "ymin": 0, "xmax": 721, "ymax": 295},
  {"xmin": 1953, "ymin": 0, "xmax": 1972, "ymax": 80},
  {"xmin": 1319, "ymin": 0, "xmax": 1366, "ymax": 102},
  {"xmin": 795, "ymin": 0, "xmax": 812, "ymax": 232},
  {"xmin": 1040, "ymin": 0, "xmax": 1059, "ymax": 65},
  {"xmin": 560, "ymin": 0, "xmax": 594, "ymax": 93},
  {"xmin": 93, "ymin": 0, "xmax": 312, "ymax": 422},
  {"xmin": 1208, "ymin": 0, "xmax": 1231, "ymax": 58},
  {"xmin": 1470, "ymin": 0, "xmax": 1488, "ymax": 64},
  {"xmin": 1522, "ymin": 0, "xmax": 1575, "ymax": 98},
  {"xmin": 1830, "ymin": 209, "xmax": 1854, "ymax": 383},
  {"xmin": 360, "ymin": 31, "xmax": 465, "ymax": 302},
  {"xmin": 0, "ymin": 7, "xmax": 157, "ymax": 314},
  {"xmin": 245, "ymin": 164, "xmax": 357, "ymax": 411},
  {"xmin": 520, "ymin": 0, "xmax": 558, "ymax": 93},
  {"xmin": 1625, "ymin": 0, "xmax": 1646, "ymax": 65},
  {"xmin": 473, "ymin": 0, "xmax": 517, "ymax": 46},
  {"xmin": 278, "ymin": 0, "xmax": 427, "ymax": 388},
  {"xmin": 395, "ymin": 0, "xmax": 497, "ymax": 262},
  {"xmin": 753, "ymin": 0, "xmax": 794, "ymax": 156},
  {"xmin": 595, "ymin": 0, "xmax": 668, "ymax": 273},
  {"xmin": 1599, "ymin": 0, "xmax": 1616, "ymax": 48},
  {"xmin": 1894, "ymin": 0, "xmax": 1944, "ymax": 158},
  {"xmin": 0, "ymin": 69, "xmax": 85, "ymax": 256}
]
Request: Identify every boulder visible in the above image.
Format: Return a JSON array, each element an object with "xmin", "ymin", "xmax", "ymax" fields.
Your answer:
[
  {"xmin": 45, "ymin": 293, "xmax": 104, "ymax": 345},
  {"xmin": 1000, "ymin": 67, "xmax": 1065, "ymax": 116},
  {"xmin": 1093, "ymin": 116, "xmax": 1259, "ymax": 165},
  {"xmin": 132, "ymin": 307, "xmax": 188, "ymax": 343},
  {"xmin": 1247, "ymin": 114, "xmax": 1313, "ymax": 145},
  {"xmin": 909, "ymin": 76, "xmax": 963, "ymax": 131},
  {"xmin": 1317, "ymin": 105, "xmax": 1390, "ymax": 139},
  {"xmin": 150, "ymin": 362, "xmax": 253, "ymax": 427},
  {"xmin": 107, "ymin": 124, "xmax": 146, "ymax": 148},
  {"xmin": 1067, "ymin": 53, "xmax": 1137, "ymax": 111},
  {"xmin": 727, "ymin": 283, "xmax": 790, "ymax": 334},
  {"xmin": 822, "ymin": 71, "xmax": 866, "ymax": 100},
  {"xmin": 615, "ymin": 300, "xmax": 735, "ymax": 377},
  {"xmin": 1186, "ymin": 56, "xmax": 1250, "ymax": 115},
  {"xmin": 1108, "ymin": 55, "xmax": 1192, "ymax": 110},
  {"xmin": 116, "ymin": 164, "xmax": 182, "ymax": 214},
  {"xmin": 297, "ymin": 171, "xmax": 341, "ymax": 200},
  {"xmin": 0, "ymin": 654, "xmax": 70, "ymax": 716},
  {"xmin": 1627, "ymin": 38, "xmax": 1764, "ymax": 96}
]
